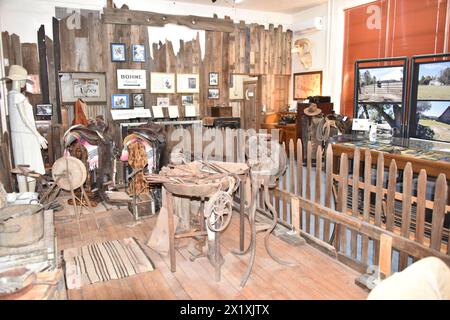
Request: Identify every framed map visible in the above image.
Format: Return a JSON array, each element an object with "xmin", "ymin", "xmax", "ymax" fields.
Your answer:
[{"xmin": 293, "ymin": 71, "xmax": 322, "ymax": 100}]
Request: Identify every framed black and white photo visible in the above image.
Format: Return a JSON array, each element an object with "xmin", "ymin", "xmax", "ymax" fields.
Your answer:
[
  {"xmin": 157, "ymin": 97, "xmax": 170, "ymax": 107},
  {"xmin": 132, "ymin": 93, "xmax": 145, "ymax": 108},
  {"xmin": 36, "ymin": 104, "xmax": 52, "ymax": 116},
  {"xmin": 176, "ymin": 73, "xmax": 199, "ymax": 93},
  {"xmin": 111, "ymin": 43, "xmax": 126, "ymax": 62},
  {"xmin": 150, "ymin": 72, "xmax": 175, "ymax": 93},
  {"xmin": 182, "ymin": 95, "xmax": 194, "ymax": 105},
  {"xmin": 208, "ymin": 88, "xmax": 220, "ymax": 100},
  {"xmin": 59, "ymin": 72, "xmax": 106, "ymax": 103},
  {"xmin": 209, "ymin": 72, "xmax": 219, "ymax": 86},
  {"xmin": 112, "ymin": 94, "xmax": 130, "ymax": 109},
  {"xmin": 132, "ymin": 44, "xmax": 145, "ymax": 62}
]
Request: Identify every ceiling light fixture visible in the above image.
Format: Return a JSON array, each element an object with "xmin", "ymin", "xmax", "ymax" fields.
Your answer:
[{"xmin": 234, "ymin": 0, "xmax": 244, "ymax": 3}]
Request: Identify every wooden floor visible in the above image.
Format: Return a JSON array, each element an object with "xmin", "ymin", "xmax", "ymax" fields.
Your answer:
[{"xmin": 55, "ymin": 202, "xmax": 368, "ymax": 300}]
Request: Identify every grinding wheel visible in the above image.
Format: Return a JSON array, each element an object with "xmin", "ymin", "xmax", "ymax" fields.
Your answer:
[{"xmin": 52, "ymin": 156, "xmax": 87, "ymax": 191}]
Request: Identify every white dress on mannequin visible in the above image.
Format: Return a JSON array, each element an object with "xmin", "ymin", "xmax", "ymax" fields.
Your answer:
[{"xmin": 8, "ymin": 89, "xmax": 45, "ymax": 181}]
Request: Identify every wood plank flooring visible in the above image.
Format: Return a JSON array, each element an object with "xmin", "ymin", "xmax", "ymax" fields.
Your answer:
[{"xmin": 55, "ymin": 203, "xmax": 368, "ymax": 300}]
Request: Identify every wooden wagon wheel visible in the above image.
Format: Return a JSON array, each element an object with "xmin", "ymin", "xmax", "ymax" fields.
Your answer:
[{"xmin": 204, "ymin": 191, "xmax": 233, "ymax": 233}]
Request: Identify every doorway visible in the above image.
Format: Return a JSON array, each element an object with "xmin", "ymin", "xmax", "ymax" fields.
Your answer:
[{"xmin": 243, "ymin": 78, "xmax": 261, "ymax": 130}]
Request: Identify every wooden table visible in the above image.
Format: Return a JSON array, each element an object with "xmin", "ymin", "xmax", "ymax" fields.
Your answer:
[
  {"xmin": 331, "ymin": 140, "xmax": 450, "ymax": 179},
  {"xmin": 164, "ymin": 172, "xmax": 248, "ymax": 282}
]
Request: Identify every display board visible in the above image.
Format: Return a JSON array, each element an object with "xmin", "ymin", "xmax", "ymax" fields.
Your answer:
[
  {"xmin": 353, "ymin": 57, "xmax": 408, "ymax": 137},
  {"xmin": 408, "ymin": 53, "xmax": 450, "ymax": 144}
]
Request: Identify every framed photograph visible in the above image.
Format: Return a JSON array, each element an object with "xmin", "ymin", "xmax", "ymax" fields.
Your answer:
[
  {"xmin": 293, "ymin": 71, "xmax": 322, "ymax": 100},
  {"xmin": 132, "ymin": 93, "xmax": 145, "ymax": 108},
  {"xmin": 36, "ymin": 104, "xmax": 52, "ymax": 116},
  {"xmin": 132, "ymin": 44, "xmax": 145, "ymax": 62},
  {"xmin": 59, "ymin": 72, "xmax": 106, "ymax": 103},
  {"xmin": 157, "ymin": 97, "xmax": 170, "ymax": 107},
  {"xmin": 209, "ymin": 72, "xmax": 219, "ymax": 86},
  {"xmin": 150, "ymin": 72, "xmax": 175, "ymax": 93},
  {"xmin": 208, "ymin": 88, "xmax": 220, "ymax": 100},
  {"xmin": 176, "ymin": 73, "xmax": 199, "ymax": 93},
  {"xmin": 357, "ymin": 66, "xmax": 404, "ymax": 103},
  {"xmin": 112, "ymin": 94, "xmax": 130, "ymax": 109},
  {"xmin": 182, "ymin": 95, "xmax": 194, "ymax": 105},
  {"xmin": 111, "ymin": 43, "xmax": 126, "ymax": 62}
]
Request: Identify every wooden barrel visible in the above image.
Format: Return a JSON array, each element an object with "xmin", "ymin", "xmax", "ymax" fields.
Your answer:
[{"xmin": 0, "ymin": 204, "xmax": 44, "ymax": 248}]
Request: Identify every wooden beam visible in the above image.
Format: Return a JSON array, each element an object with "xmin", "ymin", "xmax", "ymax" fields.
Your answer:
[
  {"xmin": 52, "ymin": 17, "xmax": 62, "ymax": 124},
  {"xmin": 37, "ymin": 25, "xmax": 50, "ymax": 104},
  {"xmin": 277, "ymin": 188, "xmax": 450, "ymax": 265},
  {"xmin": 102, "ymin": 8, "xmax": 235, "ymax": 33}
]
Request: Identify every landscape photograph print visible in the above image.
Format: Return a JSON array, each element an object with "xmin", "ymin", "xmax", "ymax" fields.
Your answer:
[
  {"xmin": 358, "ymin": 66, "xmax": 404, "ymax": 103},
  {"xmin": 417, "ymin": 61, "xmax": 450, "ymax": 100},
  {"xmin": 412, "ymin": 101, "xmax": 450, "ymax": 143},
  {"xmin": 356, "ymin": 103, "xmax": 403, "ymax": 136}
]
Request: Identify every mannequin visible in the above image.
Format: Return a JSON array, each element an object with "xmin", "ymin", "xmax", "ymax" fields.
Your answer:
[{"xmin": 1, "ymin": 65, "xmax": 47, "ymax": 193}]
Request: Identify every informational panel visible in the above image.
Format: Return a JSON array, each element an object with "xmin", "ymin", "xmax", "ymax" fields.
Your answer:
[
  {"xmin": 117, "ymin": 69, "xmax": 147, "ymax": 89},
  {"xmin": 408, "ymin": 53, "xmax": 450, "ymax": 143},
  {"xmin": 354, "ymin": 57, "xmax": 408, "ymax": 138}
]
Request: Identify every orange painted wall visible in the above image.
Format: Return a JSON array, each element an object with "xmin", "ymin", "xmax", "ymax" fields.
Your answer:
[{"xmin": 341, "ymin": 0, "xmax": 449, "ymax": 116}]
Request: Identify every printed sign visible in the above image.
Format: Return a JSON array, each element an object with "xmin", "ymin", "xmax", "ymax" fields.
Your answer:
[
  {"xmin": 352, "ymin": 118, "xmax": 371, "ymax": 131},
  {"xmin": 117, "ymin": 69, "xmax": 147, "ymax": 89}
]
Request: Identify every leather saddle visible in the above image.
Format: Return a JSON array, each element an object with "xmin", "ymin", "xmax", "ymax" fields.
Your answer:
[
  {"xmin": 64, "ymin": 124, "xmax": 105, "ymax": 148},
  {"xmin": 64, "ymin": 122, "xmax": 114, "ymax": 199},
  {"xmin": 125, "ymin": 121, "xmax": 166, "ymax": 172}
]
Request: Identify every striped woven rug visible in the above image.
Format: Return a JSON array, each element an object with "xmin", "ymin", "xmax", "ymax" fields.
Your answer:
[{"xmin": 63, "ymin": 238, "xmax": 155, "ymax": 289}]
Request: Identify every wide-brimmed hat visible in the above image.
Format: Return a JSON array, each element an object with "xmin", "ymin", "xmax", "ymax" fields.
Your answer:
[
  {"xmin": 304, "ymin": 103, "xmax": 322, "ymax": 116},
  {"xmin": 1, "ymin": 65, "xmax": 33, "ymax": 83}
]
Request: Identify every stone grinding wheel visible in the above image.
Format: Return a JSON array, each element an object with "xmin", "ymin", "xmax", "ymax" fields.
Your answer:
[{"xmin": 52, "ymin": 156, "xmax": 87, "ymax": 191}]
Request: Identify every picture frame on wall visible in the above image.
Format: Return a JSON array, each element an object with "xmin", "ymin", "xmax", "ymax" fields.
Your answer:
[
  {"xmin": 150, "ymin": 72, "xmax": 176, "ymax": 93},
  {"xmin": 182, "ymin": 95, "xmax": 194, "ymax": 105},
  {"xmin": 293, "ymin": 71, "xmax": 322, "ymax": 100},
  {"xmin": 59, "ymin": 72, "xmax": 107, "ymax": 103},
  {"xmin": 36, "ymin": 104, "xmax": 52, "ymax": 116},
  {"xmin": 176, "ymin": 73, "xmax": 199, "ymax": 93},
  {"xmin": 132, "ymin": 93, "xmax": 145, "ymax": 108},
  {"xmin": 208, "ymin": 88, "xmax": 220, "ymax": 100},
  {"xmin": 209, "ymin": 72, "xmax": 219, "ymax": 86},
  {"xmin": 132, "ymin": 44, "xmax": 145, "ymax": 62},
  {"xmin": 73, "ymin": 78, "xmax": 100, "ymax": 98},
  {"xmin": 112, "ymin": 94, "xmax": 130, "ymax": 109},
  {"xmin": 111, "ymin": 43, "xmax": 126, "ymax": 62}
]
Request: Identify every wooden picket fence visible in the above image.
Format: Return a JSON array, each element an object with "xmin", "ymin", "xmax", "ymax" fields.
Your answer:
[{"xmin": 167, "ymin": 127, "xmax": 450, "ymax": 274}]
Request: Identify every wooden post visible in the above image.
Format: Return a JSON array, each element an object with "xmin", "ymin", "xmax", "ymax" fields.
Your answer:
[
  {"xmin": 37, "ymin": 25, "xmax": 50, "ymax": 104},
  {"xmin": 379, "ymin": 234, "xmax": 392, "ymax": 279},
  {"xmin": 166, "ymin": 190, "xmax": 176, "ymax": 272}
]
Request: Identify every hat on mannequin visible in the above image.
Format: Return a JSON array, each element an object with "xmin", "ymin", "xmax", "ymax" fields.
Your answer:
[
  {"xmin": 1, "ymin": 65, "xmax": 33, "ymax": 83},
  {"xmin": 304, "ymin": 103, "xmax": 322, "ymax": 117}
]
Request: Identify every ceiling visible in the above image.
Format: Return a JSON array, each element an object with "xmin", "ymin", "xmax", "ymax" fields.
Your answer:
[{"xmin": 168, "ymin": 0, "xmax": 328, "ymax": 14}]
